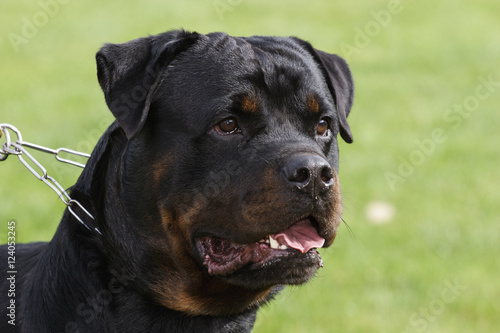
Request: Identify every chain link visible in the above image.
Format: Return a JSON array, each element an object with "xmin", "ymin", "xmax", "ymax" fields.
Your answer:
[{"xmin": 0, "ymin": 123, "xmax": 100, "ymax": 234}]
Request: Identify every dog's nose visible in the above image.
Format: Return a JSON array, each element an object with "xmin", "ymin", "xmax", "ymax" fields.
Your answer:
[{"xmin": 282, "ymin": 155, "xmax": 334, "ymax": 195}]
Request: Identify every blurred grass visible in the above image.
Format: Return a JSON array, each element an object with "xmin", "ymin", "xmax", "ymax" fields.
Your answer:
[{"xmin": 1, "ymin": 0, "xmax": 499, "ymax": 332}]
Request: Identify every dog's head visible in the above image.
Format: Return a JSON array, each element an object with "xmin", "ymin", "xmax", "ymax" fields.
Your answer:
[{"xmin": 95, "ymin": 30, "xmax": 354, "ymax": 316}]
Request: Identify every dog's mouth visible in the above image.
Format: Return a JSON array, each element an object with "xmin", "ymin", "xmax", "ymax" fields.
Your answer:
[{"xmin": 196, "ymin": 218, "xmax": 325, "ymax": 277}]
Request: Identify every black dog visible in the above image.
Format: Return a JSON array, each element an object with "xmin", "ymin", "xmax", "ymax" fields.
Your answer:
[{"xmin": 0, "ymin": 29, "xmax": 354, "ymax": 332}]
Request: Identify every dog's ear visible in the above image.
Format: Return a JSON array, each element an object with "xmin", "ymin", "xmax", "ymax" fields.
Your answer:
[
  {"xmin": 96, "ymin": 30, "xmax": 200, "ymax": 139},
  {"xmin": 295, "ymin": 40, "xmax": 354, "ymax": 143}
]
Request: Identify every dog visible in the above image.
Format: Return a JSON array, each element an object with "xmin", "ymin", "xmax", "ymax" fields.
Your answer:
[{"xmin": 0, "ymin": 29, "xmax": 354, "ymax": 332}]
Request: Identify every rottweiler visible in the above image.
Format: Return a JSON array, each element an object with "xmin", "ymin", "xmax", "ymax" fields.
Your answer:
[{"xmin": 0, "ymin": 29, "xmax": 354, "ymax": 332}]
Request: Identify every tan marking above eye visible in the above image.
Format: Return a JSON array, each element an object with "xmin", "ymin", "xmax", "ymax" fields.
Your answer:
[
  {"xmin": 307, "ymin": 95, "xmax": 320, "ymax": 113},
  {"xmin": 241, "ymin": 96, "xmax": 259, "ymax": 113}
]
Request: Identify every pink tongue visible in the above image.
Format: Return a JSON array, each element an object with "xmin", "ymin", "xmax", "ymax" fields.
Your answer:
[{"xmin": 274, "ymin": 219, "xmax": 325, "ymax": 253}]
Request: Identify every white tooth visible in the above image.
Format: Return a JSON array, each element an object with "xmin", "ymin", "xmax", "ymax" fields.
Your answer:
[
  {"xmin": 279, "ymin": 245, "xmax": 288, "ymax": 250},
  {"xmin": 269, "ymin": 236, "xmax": 279, "ymax": 249}
]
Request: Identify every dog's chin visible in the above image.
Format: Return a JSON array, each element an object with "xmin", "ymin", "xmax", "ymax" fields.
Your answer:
[{"xmin": 195, "ymin": 218, "xmax": 325, "ymax": 290}]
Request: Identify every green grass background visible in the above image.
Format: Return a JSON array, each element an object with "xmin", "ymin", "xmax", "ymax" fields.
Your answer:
[{"xmin": 1, "ymin": 0, "xmax": 499, "ymax": 332}]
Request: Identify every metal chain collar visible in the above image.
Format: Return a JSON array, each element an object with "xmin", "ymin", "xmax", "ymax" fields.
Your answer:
[{"xmin": 0, "ymin": 123, "xmax": 101, "ymax": 234}]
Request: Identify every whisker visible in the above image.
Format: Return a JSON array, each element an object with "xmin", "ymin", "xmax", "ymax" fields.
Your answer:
[{"xmin": 336, "ymin": 211, "xmax": 356, "ymax": 239}]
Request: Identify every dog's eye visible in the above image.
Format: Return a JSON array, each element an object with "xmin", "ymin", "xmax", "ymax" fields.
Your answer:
[
  {"xmin": 215, "ymin": 117, "xmax": 240, "ymax": 135},
  {"xmin": 317, "ymin": 119, "xmax": 329, "ymax": 136}
]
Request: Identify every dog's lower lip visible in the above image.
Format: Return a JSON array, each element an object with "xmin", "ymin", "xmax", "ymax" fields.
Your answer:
[
  {"xmin": 196, "ymin": 218, "xmax": 325, "ymax": 276},
  {"xmin": 197, "ymin": 237, "xmax": 322, "ymax": 277}
]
